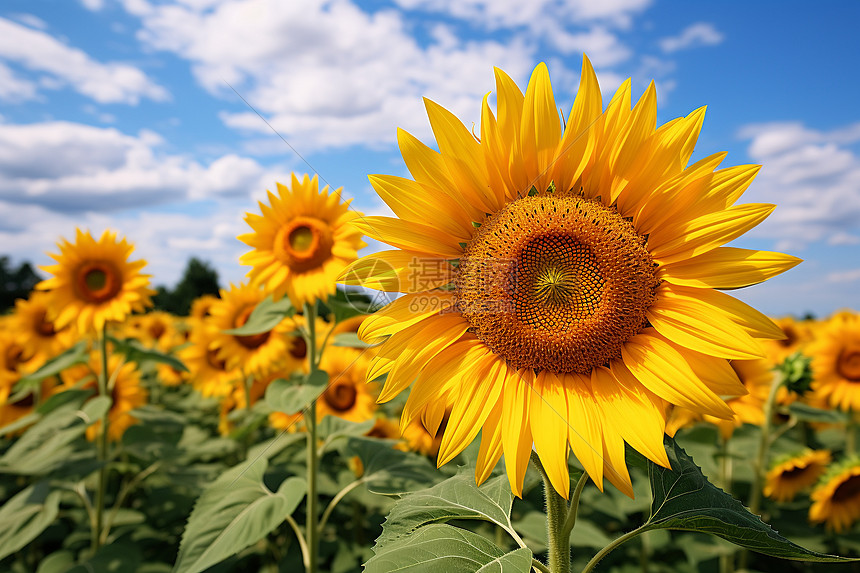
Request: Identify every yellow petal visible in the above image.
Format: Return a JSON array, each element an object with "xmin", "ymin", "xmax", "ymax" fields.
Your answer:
[
  {"xmin": 437, "ymin": 354, "xmax": 504, "ymax": 466},
  {"xmin": 351, "ymin": 216, "xmax": 463, "ymax": 258},
  {"xmin": 476, "ymin": 399, "xmax": 504, "ymax": 486},
  {"xmin": 659, "ymin": 247, "xmax": 802, "ymax": 289},
  {"xmin": 339, "ymin": 250, "xmax": 455, "ymax": 293},
  {"xmin": 358, "ymin": 292, "xmax": 454, "ymax": 342},
  {"xmin": 647, "ymin": 285, "xmax": 766, "ymax": 360},
  {"xmin": 521, "ymin": 62, "xmax": 561, "ymax": 193},
  {"xmin": 501, "ymin": 368, "xmax": 534, "ymax": 497},
  {"xmin": 621, "ymin": 330, "xmax": 735, "ymax": 419},
  {"xmin": 530, "ymin": 371, "xmax": 571, "ymax": 498},
  {"xmin": 425, "ymin": 98, "xmax": 497, "ymax": 213},
  {"xmin": 563, "ymin": 374, "xmax": 605, "ymax": 490},
  {"xmin": 649, "ymin": 203, "xmax": 776, "ymax": 265}
]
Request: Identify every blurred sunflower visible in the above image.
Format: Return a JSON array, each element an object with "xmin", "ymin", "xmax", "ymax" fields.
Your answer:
[
  {"xmin": 37, "ymin": 229, "xmax": 153, "ymax": 333},
  {"xmin": 809, "ymin": 311, "xmax": 860, "ymax": 412},
  {"xmin": 0, "ymin": 331, "xmax": 37, "ymax": 404},
  {"xmin": 218, "ymin": 376, "xmax": 270, "ymax": 436},
  {"xmin": 763, "ymin": 316, "xmax": 813, "ymax": 365},
  {"xmin": 316, "ymin": 348, "xmax": 377, "ymax": 423},
  {"xmin": 239, "ymin": 174, "xmax": 366, "ymax": 308},
  {"xmin": 810, "ymin": 458, "xmax": 860, "ymax": 532},
  {"xmin": 209, "ymin": 282, "xmax": 295, "ymax": 376},
  {"xmin": 62, "ymin": 354, "xmax": 147, "ymax": 442},
  {"xmin": 12, "ymin": 291, "xmax": 75, "ymax": 363},
  {"xmin": 0, "ymin": 379, "xmax": 60, "ymax": 434},
  {"xmin": 180, "ymin": 323, "xmax": 240, "ymax": 398},
  {"xmin": 134, "ymin": 311, "xmax": 178, "ymax": 349},
  {"xmin": 190, "ymin": 294, "xmax": 220, "ymax": 321},
  {"xmin": 401, "ymin": 415, "xmax": 448, "ymax": 458},
  {"xmin": 764, "ymin": 450, "xmax": 830, "ymax": 502},
  {"xmin": 341, "ymin": 57, "xmax": 800, "ymax": 497}
]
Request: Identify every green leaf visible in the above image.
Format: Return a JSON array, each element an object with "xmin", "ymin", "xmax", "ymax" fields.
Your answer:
[
  {"xmin": 365, "ymin": 524, "xmax": 532, "ymax": 573},
  {"xmin": 35, "ymin": 550, "xmax": 76, "ymax": 573},
  {"xmin": 265, "ymin": 370, "xmax": 328, "ymax": 415},
  {"xmin": 222, "ymin": 295, "xmax": 293, "ymax": 336},
  {"xmin": 375, "ymin": 468, "xmax": 517, "ymax": 551},
  {"xmin": 0, "ymin": 391, "xmax": 101, "ymax": 475},
  {"xmin": 16, "ymin": 341, "xmax": 88, "ymax": 386},
  {"xmin": 642, "ymin": 435, "xmax": 858, "ymax": 562},
  {"xmin": 67, "ymin": 542, "xmax": 142, "ymax": 573},
  {"xmin": 0, "ymin": 482, "xmax": 62, "ymax": 561},
  {"xmin": 331, "ymin": 332, "xmax": 377, "ymax": 348},
  {"xmin": 108, "ymin": 336, "xmax": 189, "ymax": 372},
  {"xmin": 786, "ymin": 402, "xmax": 849, "ymax": 424},
  {"xmin": 318, "ymin": 416, "xmax": 376, "ymax": 444},
  {"xmin": 341, "ymin": 436, "xmax": 438, "ymax": 496},
  {"xmin": 173, "ymin": 457, "xmax": 306, "ymax": 573}
]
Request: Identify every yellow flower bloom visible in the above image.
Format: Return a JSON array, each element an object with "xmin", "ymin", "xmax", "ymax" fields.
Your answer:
[
  {"xmin": 764, "ymin": 450, "xmax": 830, "ymax": 503},
  {"xmin": 37, "ymin": 229, "xmax": 153, "ymax": 333},
  {"xmin": 180, "ymin": 321, "xmax": 241, "ymax": 398},
  {"xmin": 341, "ymin": 57, "xmax": 800, "ymax": 498},
  {"xmin": 239, "ymin": 174, "xmax": 366, "ymax": 308},
  {"xmin": 763, "ymin": 316, "xmax": 814, "ymax": 365},
  {"xmin": 61, "ymin": 354, "xmax": 147, "ymax": 442},
  {"xmin": 208, "ymin": 282, "xmax": 297, "ymax": 377},
  {"xmin": 810, "ymin": 459, "xmax": 860, "ymax": 532},
  {"xmin": 316, "ymin": 348, "xmax": 377, "ymax": 423},
  {"xmin": 190, "ymin": 294, "xmax": 220, "ymax": 321},
  {"xmin": 11, "ymin": 291, "xmax": 76, "ymax": 364},
  {"xmin": 809, "ymin": 311, "xmax": 860, "ymax": 412}
]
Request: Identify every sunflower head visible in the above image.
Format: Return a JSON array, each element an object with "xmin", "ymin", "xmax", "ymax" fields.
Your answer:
[
  {"xmin": 764, "ymin": 449, "xmax": 831, "ymax": 502},
  {"xmin": 12, "ymin": 291, "xmax": 76, "ymax": 364},
  {"xmin": 340, "ymin": 57, "xmax": 800, "ymax": 498},
  {"xmin": 810, "ymin": 457, "xmax": 860, "ymax": 532},
  {"xmin": 208, "ymin": 282, "xmax": 297, "ymax": 376},
  {"xmin": 239, "ymin": 174, "xmax": 366, "ymax": 309},
  {"xmin": 316, "ymin": 348, "xmax": 377, "ymax": 423},
  {"xmin": 809, "ymin": 311, "xmax": 860, "ymax": 412},
  {"xmin": 37, "ymin": 229, "xmax": 154, "ymax": 333}
]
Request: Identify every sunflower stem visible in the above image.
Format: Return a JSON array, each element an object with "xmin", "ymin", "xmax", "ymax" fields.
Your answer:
[
  {"xmin": 303, "ymin": 302, "xmax": 320, "ymax": 573},
  {"xmin": 740, "ymin": 369, "xmax": 785, "ymax": 570},
  {"xmin": 92, "ymin": 323, "xmax": 110, "ymax": 554},
  {"xmin": 718, "ymin": 435, "xmax": 734, "ymax": 573},
  {"xmin": 580, "ymin": 525, "xmax": 648, "ymax": 573},
  {"xmin": 531, "ymin": 451, "xmax": 571, "ymax": 573}
]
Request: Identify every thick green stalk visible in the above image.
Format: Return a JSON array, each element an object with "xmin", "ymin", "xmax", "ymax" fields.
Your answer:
[
  {"xmin": 740, "ymin": 370, "xmax": 784, "ymax": 570},
  {"xmin": 92, "ymin": 323, "xmax": 110, "ymax": 553},
  {"xmin": 531, "ymin": 452, "xmax": 571, "ymax": 573},
  {"xmin": 304, "ymin": 303, "xmax": 320, "ymax": 573},
  {"xmin": 718, "ymin": 436, "xmax": 733, "ymax": 573}
]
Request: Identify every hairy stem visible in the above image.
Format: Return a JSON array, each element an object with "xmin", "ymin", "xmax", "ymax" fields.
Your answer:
[
  {"xmin": 304, "ymin": 303, "xmax": 320, "ymax": 573},
  {"xmin": 531, "ymin": 452, "xmax": 570, "ymax": 573}
]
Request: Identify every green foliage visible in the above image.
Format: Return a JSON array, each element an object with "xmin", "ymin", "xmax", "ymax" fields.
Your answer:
[
  {"xmin": 15, "ymin": 341, "xmax": 89, "ymax": 389},
  {"xmin": 639, "ymin": 435, "xmax": 856, "ymax": 562},
  {"xmin": 0, "ymin": 482, "xmax": 62, "ymax": 561},
  {"xmin": 152, "ymin": 257, "xmax": 220, "ymax": 315},
  {"xmin": 222, "ymin": 294, "xmax": 294, "ymax": 335},
  {"xmin": 265, "ymin": 370, "xmax": 328, "ymax": 415},
  {"xmin": 108, "ymin": 335, "xmax": 189, "ymax": 372},
  {"xmin": 340, "ymin": 436, "xmax": 438, "ymax": 495},
  {"xmin": 365, "ymin": 524, "xmax": 533, "ymax": 573},
  {"xmin": 173, "ymin": 458, "xmax": 306, "ymax": 573}
]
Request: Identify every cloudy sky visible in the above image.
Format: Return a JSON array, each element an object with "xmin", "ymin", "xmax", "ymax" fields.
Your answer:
[{"xmin": 1, "ymin": 0, "xmax": 858, "ymax": 316}]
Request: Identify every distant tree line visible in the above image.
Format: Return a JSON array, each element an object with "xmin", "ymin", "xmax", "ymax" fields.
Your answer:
[{"xmin": 0, "ymin": 256, "xmax": 220, "ymax": 316}]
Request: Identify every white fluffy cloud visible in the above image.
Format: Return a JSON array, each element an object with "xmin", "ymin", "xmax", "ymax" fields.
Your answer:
[
  {"xmin": 0, "ymin": 121, "xmax": 277, "ymax": 211},
  {"xmin": 0, "ymin": 17, "xmax": 168, "ymax": 104},
  {"xmin": 123, "ymin": 0, "xmax": 541, "ymax": 151},
  {"xmin": 659, "ymin": 22, "xmax": 723, "ymax": 53},
  {"xmin": 739, "ymin": 121, "xmax": 860, "ymax": 248}
]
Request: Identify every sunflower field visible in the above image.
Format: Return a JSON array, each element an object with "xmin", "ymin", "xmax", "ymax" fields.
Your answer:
[{"xmin": 2, "ymin": 57, "xmax": 860, "ymax": 573}]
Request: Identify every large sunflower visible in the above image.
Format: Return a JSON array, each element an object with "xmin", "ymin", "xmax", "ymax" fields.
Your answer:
[
  {"xmin": 340, "ymin": 57, "xmax": 800, "ymax": 497},
  {"xmin": 37, "ymin": 229, "xmax": 153, "ymax": 333},
  {"xmin": 810, "ymin": 458, "xmax": 860, "ymax": 532},
  {"xmin": 239, "ymin": 174, "xmax": 366, "ymax": 308},
  {"xmin": 808, "ymin": 311, "xmax": 860, "ymax": 412}
]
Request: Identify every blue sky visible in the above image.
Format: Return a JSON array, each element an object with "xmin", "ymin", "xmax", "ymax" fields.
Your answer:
[{"xmin": 0, "ymin": 0, "xmax": 858, "ymax": 317}]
